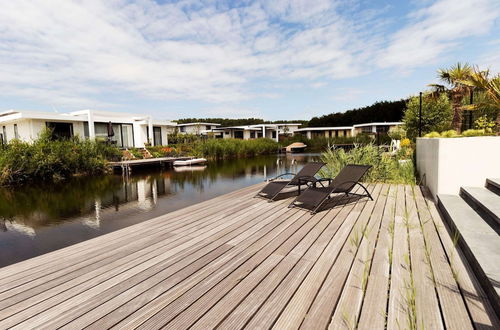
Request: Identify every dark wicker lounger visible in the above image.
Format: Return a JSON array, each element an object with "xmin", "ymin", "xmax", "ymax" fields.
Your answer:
[
  {"xmin": 289, "ymin": 164, "xmax": 372, "ymax": 214},
  {"xmin": 255, "ymin": 162, "xmax": 326, "ymax": 201}
]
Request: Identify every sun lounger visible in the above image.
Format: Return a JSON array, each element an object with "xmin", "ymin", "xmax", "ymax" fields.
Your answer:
[
  {"xmin": 289, "ymin": 164, "xmax": 372, "ymax": 214},
  {"xmin": 255, "ymin": 162, "xmax": 326, "ymax": 201}
]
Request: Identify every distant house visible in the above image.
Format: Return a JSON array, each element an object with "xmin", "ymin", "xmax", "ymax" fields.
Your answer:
[
  {"xmin": 294, "ymin": 126, "xmax": 354, "ymax": 139},
  {"xmin": 293, "ymin": 122, "xmax": 403, "ymax": 139},
  {"xmin": 205, "ymin": 123, "xmax": 302, "ymax": 141},
  {"xmin": 176, "ymin": 122, "xmax": 221, "ymax": 135},
  {"xmin": 0, "ymin": 109, "xmax": 176, "ymax": 147},
  {"xmin": 352, "ymin": 122, "xmax": 403, "ymax": 136}
]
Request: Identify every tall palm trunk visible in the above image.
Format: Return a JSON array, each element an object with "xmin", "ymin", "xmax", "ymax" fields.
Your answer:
[{"xmin": 450, "ymin": 90, "xmax": 464, "ymax": 132}]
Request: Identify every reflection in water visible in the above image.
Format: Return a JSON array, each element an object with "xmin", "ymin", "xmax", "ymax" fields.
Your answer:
[{"xmin": 0, "ymin": 154, "xmax": 320, "ymax": 267}]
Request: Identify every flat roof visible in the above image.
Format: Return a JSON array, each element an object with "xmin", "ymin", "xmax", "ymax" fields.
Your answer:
[
  {"xmin": 176, "ymin": 122, "xmax": 221, "ymax": 127},
  {"xmin": 0, "ymin": 109, "xmax": 176, "ymax": 125},
  {"xmin": 353, "ymin": 122, "xmax": 403, "ymax": 128},
  {"xmin": 295, "ymin": 126, "xmax": 353, "ymax": 132}
]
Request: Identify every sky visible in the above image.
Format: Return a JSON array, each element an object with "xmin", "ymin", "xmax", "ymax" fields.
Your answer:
[{"xmin": 0, "ymin": 0, "xmax": 499, "ymax": 121}]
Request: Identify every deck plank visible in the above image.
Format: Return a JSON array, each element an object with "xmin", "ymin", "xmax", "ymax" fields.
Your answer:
[
  {"xmin": 386, "ymin": 184, "xmax": 411, "ymax": 330},
  {"xmin": 413, "ymin": 187, "xmax": 473, "ymax": 329},
  {"xmin": 0, "ymin": 183, "xmax": 496, "ymax": 329},
  {"xmin": 300, "ymin": 184, "xmax": 385, "ymax": 329},
  {"xmin": 405, "ymin": 185, "xmax": 444, "ymax": 329},
  {"xmin": 326, "ymin": 184, "xmax": 389, "ymax": 329},
  {"xmin": 271, "ymin": 184, "xmax": 380, "ymax": 329},
  {"xmin": 357, "ymin": 184, "xmax": 397, "ymax": 329}
]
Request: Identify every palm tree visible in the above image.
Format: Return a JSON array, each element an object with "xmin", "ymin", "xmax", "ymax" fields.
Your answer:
[
  {"xmin": 459, "ymin": 68, "xmax": 500, "ymax": 135},
  {"xmin": 428, "ymin": 63, "xmax": 473, "ymax": 132}
]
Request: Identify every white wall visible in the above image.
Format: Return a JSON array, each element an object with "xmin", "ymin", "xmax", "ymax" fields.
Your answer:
[
  {"xmin": 160, "ymin": 126, "xmax": 169, "ymax": 145},
  {"xmin": 1, "ymin": 119, "xmax": 85, "ymax": 142},
  {"xmin": 417, "ymin": 137, "xmax": 500, "ymax": 199},
  {"xmin": 179, "ymin": 124, "xmax": 217, "ymax": 135}
]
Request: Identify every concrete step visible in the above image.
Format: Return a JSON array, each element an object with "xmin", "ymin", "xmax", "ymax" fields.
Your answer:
[
  {"xmin": 486, "ymin": 178, "xmax": 500, "ymax": 196},
  {"xmin": 460, "ymin": 187, "xmax": 500, "ymax": 232},
  {"xmin": 437, "ymin": 194, "xmax": 500, "ymax": 314}
]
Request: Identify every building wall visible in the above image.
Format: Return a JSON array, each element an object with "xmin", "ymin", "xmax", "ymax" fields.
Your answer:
[
  {"xmin": 416, "ymin": 137, "xmax": 500, "ymax": 198},
  {"xmin": 160, "ymin": 126, "xmax": 169, "ymax": 146},
  {"xmin": 0, "ymin": 119, "xmax": 86, "ymax": 143},
  {"xmin": 179, "ymin": 124, "xmax": 218, "ymax": 135}
]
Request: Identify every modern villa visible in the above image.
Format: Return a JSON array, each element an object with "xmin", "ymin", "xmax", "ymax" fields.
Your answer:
[
  {"xmin": 294, "ymin": 122, "xmax": 403, "ymax": 139},
  {"xmin": 0, "ymin": 109, "xmax": 403, "ymax": 146},
  {"xmin": 203, "ymin": 123, "xmax": 302, "ymax": 141},
  {"xmin": 176, "ymin": 122, "xmax": 221, "ymax": 134},
  {"xmin": 0, "ymin": 109, "xmax": 176, "ymax": 148}
]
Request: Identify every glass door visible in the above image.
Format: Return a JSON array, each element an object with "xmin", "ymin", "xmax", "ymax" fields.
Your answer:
[
  {"xmin": 121, "ymin": 124, "xmax": 134, "ymax": 148},
  {"xmin": 153, "ymin": 127, "xmax": 162, "ymax": 146}
]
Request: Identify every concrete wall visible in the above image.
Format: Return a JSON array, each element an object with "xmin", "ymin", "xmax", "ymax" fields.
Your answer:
[{"xmin": 416, "ymin": 136, "xmax": 500, "ymax": 199}]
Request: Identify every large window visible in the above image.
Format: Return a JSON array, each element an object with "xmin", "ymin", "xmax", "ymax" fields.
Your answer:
[
  {"xmin": 376, "ymin": 125, "xmax": 389, "ymax": 133},
  {"xmin": 361, "ymin": 126, "xmax": 372, "ymax": 133},
  {"xmin": 153, "ymin": 127, "xmax": 162, "ymax": 146},
  {"xmin": 46, "ymin": 122, "xmax": 73, "ymax": 139},
  {"xmin": 234, "ymin": 131, "xmax": 244, "ymax": 139},
  {"xmin": 84, "ymin": 122, "xmax": 134, "ymax": 148}
]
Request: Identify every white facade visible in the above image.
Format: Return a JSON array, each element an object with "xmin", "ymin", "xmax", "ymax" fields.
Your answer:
[
  {"xmin": 207, "ymin": 124, "xmax": 302, "ymax": 141},
  {"xmin": 293, "ymin": 122, "xmax": 403, "ymax": 139},
  {"xmin": 294, "ymin": 126, "xmax": 354, "ymax": 139},
  {"xmin": 176, "ymin": 122, "xmax": 221, "ymax": 135},
  {"xmin": 416, "ymin": 136, "xmax": 500, "ymax": 199},
  {"xmin": 0, "ymin": 109, "xmax": 176, "ymax": 148}
]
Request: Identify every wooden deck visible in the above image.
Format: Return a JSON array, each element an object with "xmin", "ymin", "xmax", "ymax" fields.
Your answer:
[
  {"xmin": 108, "ymin": 157, "xmax": 191, "ymax": 173},
  {"xmin": 0, "ymin": 183, "xmax": 498, "ymax": 329}
]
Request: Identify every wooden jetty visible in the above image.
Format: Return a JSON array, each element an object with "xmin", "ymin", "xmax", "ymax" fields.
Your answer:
[
  {"xmin": 108, "ymin": 157, "xmax": 191, "ymax": 174},
  {"xmin": 0, "ymin": 183, "xmax": 498, "ymax": 329}
]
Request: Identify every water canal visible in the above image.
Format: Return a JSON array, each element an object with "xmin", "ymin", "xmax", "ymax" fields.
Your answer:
[{"xmin": 0, "ymin": 153, "xmax": 320, "ymax": 267}]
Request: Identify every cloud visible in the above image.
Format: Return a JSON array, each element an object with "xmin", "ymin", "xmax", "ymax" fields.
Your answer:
[
  {"xmin": 377, "ymin": 0, "xmax": 500, "ymax": 69},
  {"xmin": 0, "ymin": 0, "xmax": 498, "ymax": 112}
]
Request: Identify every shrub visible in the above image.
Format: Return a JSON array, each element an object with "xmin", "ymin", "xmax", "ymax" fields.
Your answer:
[
  {"xmin": 388, "ymin": 126, "xmax": 406, "ymax": 140},
  {"xmin": 194, "ymin": 138, "xmax": 279, "ymax": 159},
  {"xmin": 474, "ymin": 115, "xmax": 496, "ymax": 130},
  {"xmin": 400, "ymin": 138, "xmax": 411, "ymax": 148},
  {"xmin": 0, "ymin": 130, "xmax": 121, "ymax": 185},
  {"xmin": 424, "ymin": 132, "xmax": 441, "ymax": 138},
  {"xmin": 403, "ymin": 93, "xmax": 453, "ymax": 140},
  {"xmin": 461, "ymin": 129, "xmax": 494, "ymax": 137},
  {"xmin": 440, "ymin": 130, "xmax": 458, "ymax": 138},
  {"xmin": 319, "ymin": 144, "xmax": 416, "ymax": 184}
]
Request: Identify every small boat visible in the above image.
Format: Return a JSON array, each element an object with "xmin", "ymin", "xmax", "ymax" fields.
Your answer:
[
  {"xmin": 285, "ymin": 142, "xmax": 307, "ymax": 153},
  {"xmin": 174, "ymin": 165, "xmax": 207, "ymax": 172},
  {"xmin": 173, "ymin": 158, "xmax": 208, "ymax": 166}
]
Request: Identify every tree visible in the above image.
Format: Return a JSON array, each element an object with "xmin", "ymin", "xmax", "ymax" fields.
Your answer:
[
  {"xmin": 429, "ymin": 63, "xmax": 473, "ymax": 132},
  {"xmin": 403, "ymin": 93, "xmax": 453, "ymax": 140},
  {"xmin": 458, "ymin": 68, "xmax": 500, "ymax": 135},
  {"xmin": 308, "ymin": 99, "xmax": 406, "ymax": 127}
]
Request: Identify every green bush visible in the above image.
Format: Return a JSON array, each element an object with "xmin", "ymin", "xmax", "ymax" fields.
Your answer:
[
  {"xmin": 423, "ymin": 128, "xmax": 495, "ymax": 138},
  {"xmin": 440, "ymin": 130, "xmax": 458, "ymax": 138},
  {"xmin": 319, "ymin": 144, "xmax": 416, "ymax": 184},
  {"xmin": 0, "ymin": 130, "xmax": 121, "ymax": 185},
  {"xmin": 461, "ymin": 129, "xmax": 494, "ymax": 137},
  {"xmin": 423, "ymin": 132, "xmax": 441, "ymax": 138},
  {"xmin": 403, "ymin": 93, "xmax": 453, "ymax": 140},
  {"xmin": 194, "ymin": 138, "xmax": 279, "ymax": 159}
]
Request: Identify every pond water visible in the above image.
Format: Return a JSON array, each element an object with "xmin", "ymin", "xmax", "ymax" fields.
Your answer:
[{"xmin": 0, "ymin": 153, "xmax": 320, "ymax": 267}]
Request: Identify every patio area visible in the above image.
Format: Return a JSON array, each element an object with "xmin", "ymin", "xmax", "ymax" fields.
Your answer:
[{"xmin": 0, "ymin": 182, "xmax": 498, "ymax": 329}]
